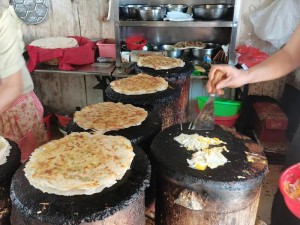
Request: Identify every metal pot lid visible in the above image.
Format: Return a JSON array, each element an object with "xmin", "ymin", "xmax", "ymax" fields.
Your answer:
[{"xmin": 11, "ymin": 0, "xmax": 49, "ymax": 25}]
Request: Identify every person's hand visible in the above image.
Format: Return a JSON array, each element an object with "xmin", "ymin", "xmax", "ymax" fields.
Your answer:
[{"xmin": 206, "ymin": 64, "xmax": 250, "ymax": 95}]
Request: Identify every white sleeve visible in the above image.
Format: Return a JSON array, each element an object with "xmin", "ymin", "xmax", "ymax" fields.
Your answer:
[{"xmin": 0, "ymin": 6, "xmax": 26, "ymax": 79}]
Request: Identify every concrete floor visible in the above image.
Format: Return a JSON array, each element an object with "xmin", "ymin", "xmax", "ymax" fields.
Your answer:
[{"xmin": 257, "ymin": 164, "xmax": 283, "ymax": 225}]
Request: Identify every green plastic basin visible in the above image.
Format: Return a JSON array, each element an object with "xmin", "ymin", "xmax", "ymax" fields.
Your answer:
[{"xmin": 196, "ymin": 96, "xmax": 241, "ymax": 117}]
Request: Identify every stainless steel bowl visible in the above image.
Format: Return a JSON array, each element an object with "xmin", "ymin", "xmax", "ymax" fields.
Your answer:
[
  {"xmin": 119, "ymin": 4, "xmax": 148, "ymax": 19},
  {"xmin": 192, "ymin": 43, "xmax": 219, "ymax": 60},
  {"xmin": 138, "ymin": 6, "xmax": 166, "ymax": 21},
  {"xmin": 154, "ymin": 44, "xmax": 183, "ymax": 58},
  {"xmin": 160, "ymin": 4, "xmax": 188, "ymax": 13},
  {"xmin": 192, "ymin": 4, "xmax": 228, "ymax": 20}
]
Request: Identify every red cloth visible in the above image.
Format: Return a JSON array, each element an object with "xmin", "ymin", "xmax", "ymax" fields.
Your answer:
[
  {"xmin": 27, "ymin": 36, "xmax": 96, "ymax": 72},
  {"xmin": 236, "ymin": 45, "xmax": 269, "ymax": 68}
]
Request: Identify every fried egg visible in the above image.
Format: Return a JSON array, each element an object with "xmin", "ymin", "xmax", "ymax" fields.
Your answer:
[{"xmin": 174, "ymin": 133, "xmax": 228, "ymax": 170}]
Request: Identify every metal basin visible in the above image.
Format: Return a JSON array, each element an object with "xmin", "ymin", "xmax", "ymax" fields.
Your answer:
[
  {"xmin": 192, "ymin": 43, "xmax": 219, "ymax": 60},
  {"xmin": 138, "ymin": 6, "xmax": 166, "ymax": 21},
  {"xmin": 192, "ymin": 4, "xmax": 228, "ymax": 20},
  {"xmin": 160, "ymin": 4, "xmax": 188, "ymax": 13},
  {"xmin": 119, "ymin": 4, "xmax": 148, "ymax": 19},
  {"xmin": 154, "ymin": 45, "xmax": 183, "ymax": 58}
]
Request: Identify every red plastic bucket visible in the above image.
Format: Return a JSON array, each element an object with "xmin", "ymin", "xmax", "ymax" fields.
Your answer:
[
  {"xmin": 195, "ymin": 106, "xmax": 239, "ymax": 127},
  {"xmin": 279, "ymin": 163, "xmax": 300, "ymax": 219},
  {"xmin": 125, "ymin": 36, "xmax": 147, "ymax": 50}
]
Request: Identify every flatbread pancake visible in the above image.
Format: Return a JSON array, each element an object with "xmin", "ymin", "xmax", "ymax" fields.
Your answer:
[
  {"xmin": 30, "ymin": 37, "xmax": 78, "ymax": 49},
  {"xmin": 74, "ymin": 102, "xmax": 148, "ymax": 133},
  {"xmin": 24, "ymin": 133, "xmax": 135, "ymax": 196},
  {"xmin": 137, "ymin": 55, "xmax": 185, "ymax": 70},
  {"xmin": 110, "ymin": 73, "xmax": 168, "ymax": 95},
  {"xmin": 0, "ymin": 136, "xmax": 11, "ymax": 166}
]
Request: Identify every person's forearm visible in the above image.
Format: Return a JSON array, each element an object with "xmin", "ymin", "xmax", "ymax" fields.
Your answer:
[
  {"xmin": 246, "ymin": 23, "xmax": 300, "ymax": 84},
  {"xmin": 0, "ymin": 71, "xmax": 23, "ymax": 114},
  {"xmin": 246, "ymin": 48, "xmax": 300, "ymax": 83}
]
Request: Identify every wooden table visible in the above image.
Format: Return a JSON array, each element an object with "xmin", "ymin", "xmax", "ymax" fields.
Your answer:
[{"xmin": 32, "ymin": 63, "xmax": 116, "ymax": 112}]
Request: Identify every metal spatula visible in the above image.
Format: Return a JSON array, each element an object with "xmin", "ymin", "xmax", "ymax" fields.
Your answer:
[{"xmin": 191, "ymin": 70, "xmax": 226, "ymax": 130}]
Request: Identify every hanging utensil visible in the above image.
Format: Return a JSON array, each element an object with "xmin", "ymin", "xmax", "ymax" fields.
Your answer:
[
  {"xmin": 191, "ymin": 69, "xmax": 226, "ymax": 130},
  {"xmin": 11, "ymin": 0, "xmax": 49, "ymax": 25}
]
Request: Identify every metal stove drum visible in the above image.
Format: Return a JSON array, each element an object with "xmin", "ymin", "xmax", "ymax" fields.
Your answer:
[
  {"xmin": 151, "ymin": 123, "xmax": 268, "ymax": 225},
  {"xmin": 0, "ymin": 140, "xmax": 21, "ymax": 225},
  {"xmin": 10, "ymin": 145, "xmax": 150, "ymax": 225},
  {"xmin": 132, "ymin": 59, "xmax": 194, "ymax": 129}
]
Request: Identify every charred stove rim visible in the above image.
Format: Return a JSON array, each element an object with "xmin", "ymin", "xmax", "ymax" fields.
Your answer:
[
  {"xmin": 151, "ymin": 123, "xmax": 268, "ymax": 191},
  {"xmin": 10, "ymin": 145, "xmax": 151, "ymax": 224},
  {"xmin": 0, "ymin": 139, "xmax": 21, "ymax": 183},
  {"xmin": 157, "ymin": 163, "xmax": 267, "ymax": 191},
  {"xmin": 66, "ymin": 112, "xmax": 162, "ymax": 145},
  {"xmin": 105, "ymin": 83, "xmax": 180, "ymax": 106},
  {"xmin": 134, "ymin": 59, "xmax": 194, "ymax": 79}
]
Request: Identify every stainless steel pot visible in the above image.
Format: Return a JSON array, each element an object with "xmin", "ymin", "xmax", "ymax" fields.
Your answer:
[
  {"xmin": 119, "ymin": 4, "xmax": 148, "ymax": 19},
  {"xmin": 160, "ymin": 4, "xmax": 188, "ymax": 13},
  {"xmin": 192, "ymin": 43, "xmax": 219, "ymax": 60},
  {"xmin": 154, "ymin": 45, "xmax": 183, "ymax": 58},
  {"xmin": 192, "ymin": 4, "xmax": 228, "ymax": 20},
  {"xmin": 138, "ymin": 6, "xmax": 166, "ymax": 21}
]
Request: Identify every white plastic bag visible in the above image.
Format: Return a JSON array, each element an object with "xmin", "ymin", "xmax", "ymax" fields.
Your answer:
[{"xmin": 249, "ymin": 0, "xmax": 300, "ymax": 49}]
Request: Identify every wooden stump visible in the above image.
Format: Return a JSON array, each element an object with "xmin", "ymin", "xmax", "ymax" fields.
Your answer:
[
  {"xmin": 151, "ymin": 124, "xmax": 268, "ymax": 225},
  {"xmin": 156, "ymin": 176, "xmax": 261, "ymax": 225}
]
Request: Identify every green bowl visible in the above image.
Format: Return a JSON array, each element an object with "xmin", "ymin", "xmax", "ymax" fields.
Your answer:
[{"xmin": 196, "ymin": 96, "xmax": 241, "ymax": 117}]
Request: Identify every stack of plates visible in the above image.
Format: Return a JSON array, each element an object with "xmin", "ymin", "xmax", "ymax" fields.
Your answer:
[{"xmin": 164, "ymin": 12, "xmax": 193, "ymax": 21}]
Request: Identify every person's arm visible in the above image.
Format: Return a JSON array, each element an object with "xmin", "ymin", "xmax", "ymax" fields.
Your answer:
[
  {"xmin": 207, "ymin": 23, "xmax": 300, "ymax": 94},
  {"xmin": 0, "ymin": 69, "xmax": 23, "ymax": 114}
]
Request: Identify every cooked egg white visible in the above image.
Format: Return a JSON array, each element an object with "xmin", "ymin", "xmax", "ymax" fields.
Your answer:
[
  {"xmin": 174, "ymin": 133, "xmax": 228, "ymax": 170},
  {"xmin": 174, "ymin": 133, "xmax": 226, "ymax": 151},
  {"xmin": 187, "ymin": 146, "xmax": 228, "ymax": 170}
]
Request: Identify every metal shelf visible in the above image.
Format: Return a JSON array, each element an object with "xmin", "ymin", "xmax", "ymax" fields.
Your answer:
[
  {"xmin": 113, "ymin": 0, "xmax": 241, "ymax": 66},
  {"xmin": 118, "ymin": 20, "xmax": 237, "ymax": 28}
]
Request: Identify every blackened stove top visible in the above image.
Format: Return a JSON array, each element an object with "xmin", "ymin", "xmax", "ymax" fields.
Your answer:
[
  {"xmin": 134, "ymin": 59, "xmax": 194, "ymax": 79},
  {"xmin": 66, "ymin": 112, "xmax": 161, "ymax": 145},
  {"xmin": 105, "ymin": 82, "xmax": 180, "ymax": 107},
  {"xmin": 151, "ymin": 123, "xmax": 268, "ymax": 191},
  {"xmin": 10, "ymin": 145, "xmax": 150, "ymax": 225}
]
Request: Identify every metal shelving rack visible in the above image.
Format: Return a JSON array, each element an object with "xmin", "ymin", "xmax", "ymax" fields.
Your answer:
[{"xmin": 112, "ymin": 0, "xmax": 241, "ymax": 67}]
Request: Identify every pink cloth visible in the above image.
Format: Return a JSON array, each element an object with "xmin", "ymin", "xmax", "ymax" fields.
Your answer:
[
  {"xmin": 26, "ymin": 36, "xmax": 96, "ymax": 72},
  {"xmin": 0, "ymin": 91, "xmax": 47, "ymax": 162}
]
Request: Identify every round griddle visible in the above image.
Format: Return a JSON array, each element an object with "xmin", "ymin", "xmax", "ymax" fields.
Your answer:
[
  {"xmin": 134, "ymin": 59, "xmax": 194, "ymax": 79},
  {"xmin": 66, "ymin": 112, "xmax": 161, "ymax": 145},
  {"xmin": 0, "ymin": 139, "xmax": 21, "ymax": 183},
  {"xmin": 151, "ymin": 123, "xmax": 268, "ymax": 191},
  {"xmin": 10, "ymin": 145, "xmax": 150, "ymax": 225},
  {"xmin": 105, "ymin": 83, "xmax": 180, "ymax": 107}
]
